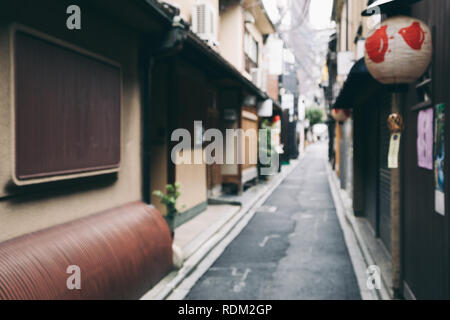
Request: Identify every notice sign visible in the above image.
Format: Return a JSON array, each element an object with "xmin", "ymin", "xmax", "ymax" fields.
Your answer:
[
  {"xmin": 417, "ymin": 108, "xmax": 434, "ymax": 170},
  {"xmin": 388, "ymin": 133, "xmax": 401, "ymax": 169},
  {"xmin": 434, "ymin": 104, "xmax": 446, "ymax": 216}
]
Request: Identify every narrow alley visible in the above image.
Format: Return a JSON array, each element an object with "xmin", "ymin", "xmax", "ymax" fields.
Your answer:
[
  {"xmin": 186, "ymin": 143, "xmax": 361, "ymax": 300},
  {"xmin": 0, "ymin": 0, "xmax": 449, "ymax": 304}
]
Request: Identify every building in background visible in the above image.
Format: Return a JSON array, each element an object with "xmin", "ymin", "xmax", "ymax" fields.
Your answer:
[
  {"xmin": 280, "ymin": 49, "xmax": 301, "ymax": 160},
  {"xmin": 216, "ymin": 0, "xmax": 277, "ymax": 193}
]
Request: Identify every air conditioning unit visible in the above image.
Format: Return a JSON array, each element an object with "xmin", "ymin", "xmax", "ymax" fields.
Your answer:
[
  {"xmin": 251, "ymin": 68, "xmax": 266, "ymax": 91},
  {"xmin": 192, "ymin": 2, "xmax": 218, "ymax": 47},
  {"xmin": 244, "ymin": 11, "xmax": 255, "ymax": 25}
]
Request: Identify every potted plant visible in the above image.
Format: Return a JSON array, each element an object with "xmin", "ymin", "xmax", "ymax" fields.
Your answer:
[
  {"xmin": 152, "ymin": 183, "xmax": 182, "ymax": 239},
  {"xmin": 258, "ymin": 119, "xmax": 278, "ymax": 179}
]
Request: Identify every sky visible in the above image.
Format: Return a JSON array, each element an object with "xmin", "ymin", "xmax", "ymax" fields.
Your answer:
[
  {"xmin": 261, "ymin": 0, "xmax": 335, "ymax": 104},
  {"xmin": 262, "ymin": 0, "xmax": 334, "ymax": 30},
  {"xmin": 261, "ymin": 0, "xmax": 281, "ymax": 23},
  {"xmin": 309, "ymin": 0, "xmax": 334, "ymax": 29}
]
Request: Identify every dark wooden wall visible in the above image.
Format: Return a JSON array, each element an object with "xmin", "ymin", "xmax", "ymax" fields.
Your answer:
[
  {"xmin": 355, "ymin": 94, "xmax": 379, "ymax": 233},
  {"xmin": 402, "ymin": 0, "xmax": 450, "ymax": 299},
  {"xmin": 354, "ymin": 88, "xmax": 391, "ymax": 252}
]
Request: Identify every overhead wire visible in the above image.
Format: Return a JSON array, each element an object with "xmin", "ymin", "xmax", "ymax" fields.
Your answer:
[{"xmin": 276, "ymin": 0, "xmax": 333, "ymax": 102}]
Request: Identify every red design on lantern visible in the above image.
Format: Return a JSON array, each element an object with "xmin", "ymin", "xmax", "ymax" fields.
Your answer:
[
  {"xmin": 398, "ymin": 22, "xmax": 426, "ymax": 50},
  {"xmin": 365, "ymin": 25, "xmax": 389, "ymax": 63},
  {"xmin": 364, "ymin": 17, "xmax": 432, "ymax": 85}
]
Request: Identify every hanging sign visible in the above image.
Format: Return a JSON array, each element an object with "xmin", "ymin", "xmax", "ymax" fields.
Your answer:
[
  {"xmin": 434, "ymin": 104, "xmax": 446, "ymax": 216},
  {"xmin": 388, "ymin": 133, "xmax": 401, "ymax": 169},
  {"xmin": 417, "ymin": 108, "xmax": 434, "ymax": 170},
  {"xmin": 387, "ymin": 113, "xmax": 403, "ymax": 169}
]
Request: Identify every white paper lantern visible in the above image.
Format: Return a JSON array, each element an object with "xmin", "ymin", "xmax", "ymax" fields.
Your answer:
[
  {"xmin": 331, "ymin": 109, "xmax": 351, "ymax": 122},
  {"xmin": 364, "ymin": 16, "xmax": 432, "ymax": 84}
]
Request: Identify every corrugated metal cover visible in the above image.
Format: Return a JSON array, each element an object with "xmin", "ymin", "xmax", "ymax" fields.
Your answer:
[{"xmin": 0, "ymin": 202, "xmax": 173, "ymax": 300}]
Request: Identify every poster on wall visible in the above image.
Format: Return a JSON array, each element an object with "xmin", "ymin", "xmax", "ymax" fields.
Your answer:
[
  {"xmin": 434, "ymin": 103, "xmax": 446, "ymax": 216},
  {"xmin": 417, "ymin": 108, "xmax": 434, "ymax": 170}
]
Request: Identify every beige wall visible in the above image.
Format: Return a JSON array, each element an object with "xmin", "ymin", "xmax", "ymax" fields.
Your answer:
[
  {"xmin": 221, "ymin": 118, "xmax": 240, "ymax": 176},
  {"xmin": 150, "ymin": 144, "xmax": 168, "ymax": 215},
  {"xmin": 0, "ymin": 3, "xmax": 143, "ymax": 242},
  {"xmin": 219, "ymin": 2, "xmax": 268, "ymax": 81},
  {"xmin": 244, "ymin": 19, "xmax": 264, "ymax": 79},
  {"xmin": 149, "ymin": 62, "xmax": 170, "ymax": 216},
  {"xmin": 219, "ymin": 3, "xmax": 245, "ymax": 72},
  {"xmin": 338, "ymin": 0, "xmax": 374, "ymax": 58},
  {"xmin": 175, "ymin": 148, "xmax": 207, "ymax": 212}
]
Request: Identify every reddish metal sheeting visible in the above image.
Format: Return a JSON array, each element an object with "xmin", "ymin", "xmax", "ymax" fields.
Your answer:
[{"xmin": 0, "ymin": 202, "xmax": 173, "ymax": 300}]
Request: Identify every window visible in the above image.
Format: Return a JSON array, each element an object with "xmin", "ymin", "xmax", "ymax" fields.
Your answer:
[
  {"xmin": 244, "ymin": 31, "xmax": 258, "ymax": 73},
  {"xmin": 13, "ymin": 29, "xmax": 121, "ymax": 184}
]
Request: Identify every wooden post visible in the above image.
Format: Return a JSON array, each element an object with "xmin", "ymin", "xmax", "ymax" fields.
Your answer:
[{"xmin": 390, "ymin": 92, "xmax": 403, "ymax": 298}]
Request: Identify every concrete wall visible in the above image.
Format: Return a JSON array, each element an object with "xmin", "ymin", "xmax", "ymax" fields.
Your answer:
[{"xmin": 0, "ymin": 2, "xmax": 143, "ymax": 242}]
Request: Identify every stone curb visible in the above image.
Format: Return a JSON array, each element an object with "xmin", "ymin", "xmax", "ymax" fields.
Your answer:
[{"xmin": 326, "ymin": 161, "xmax": 392, "ymax": 300}]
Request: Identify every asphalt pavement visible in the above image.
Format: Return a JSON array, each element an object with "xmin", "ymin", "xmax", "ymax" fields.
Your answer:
[{"xmin": 186, "ymin": 142, "xmax": 361, "ymax": 300}]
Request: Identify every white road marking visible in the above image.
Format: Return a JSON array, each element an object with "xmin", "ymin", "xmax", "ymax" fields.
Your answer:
[
  {"xmin": 257, "ymin": 206, "xmax": 278, "ymax": 213},
  {"xmin": 232, "ymin": 268, "xmax": 251, "ymax": 293},
  {"xmin": 207, "ymin": 267, "xmax": 252, "ymax": 293},
  {"xmin": 259, "ymin": 234, "xmax": 281, "ymax": 247}
]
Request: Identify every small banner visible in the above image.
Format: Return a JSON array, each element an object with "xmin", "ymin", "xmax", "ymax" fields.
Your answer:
[
  {"xmin": 388, "ymin": 133, "xmax": 401, "ymax": 169},
  {"xmin": 434, "ymin": 103, "xmax": 446, "ymax": 216},
  {"xmin": 417, "ymin": 108, "xmax": 434, "ymax": 170}
]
